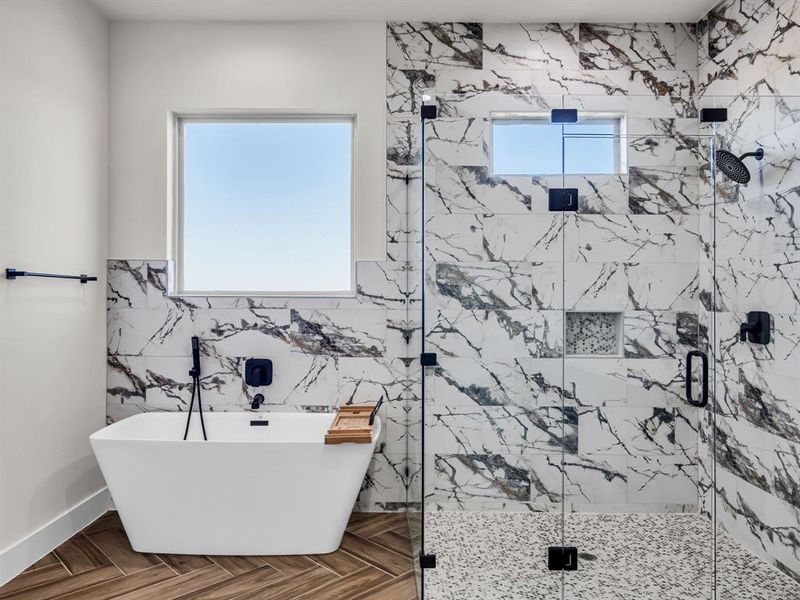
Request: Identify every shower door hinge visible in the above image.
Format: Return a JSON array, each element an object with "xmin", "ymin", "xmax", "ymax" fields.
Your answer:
[
  {"xmin": 548, "ymin": 546, "xmax": 578, "ymax": 571},
  {"xmin": 421, "ymin": 105, "xmax": 437, "ymax": 120},
  {"xmin": 419, "ymin": 553, "xmax": 437, "ymax": 569},
  {"xmin": 420, "ymin": 352, "xmax": 438, "ymax": 366},
  {"xmin": 551, "ymin": 108, "xmax": 578, "ymax": 123},
  {"xmin": 548, "ymin": 188, "xmax": 579, "ymax": 212},
  {"xmin": 700, "ymin": 108, "xmax": 728, "ymax": 123}
]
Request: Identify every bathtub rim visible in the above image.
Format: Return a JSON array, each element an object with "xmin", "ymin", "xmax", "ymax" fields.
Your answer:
[{"xmin": 90, "ymin": 411, "xmax": 381, "ymax": 445}]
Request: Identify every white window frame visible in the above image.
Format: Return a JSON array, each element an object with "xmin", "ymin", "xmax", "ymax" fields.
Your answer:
[
  {"xmin": 171, "ymin": 113, "xmax": 357, "ymax": 297},
  {"xmin": 490, "ymin": 112, "xmax": 628, "ymax": 176}
]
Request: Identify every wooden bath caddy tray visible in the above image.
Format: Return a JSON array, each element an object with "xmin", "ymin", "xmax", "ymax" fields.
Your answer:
[{"xmin": 325, "ymin": 400, "xmax": 381, "ymax": 445}]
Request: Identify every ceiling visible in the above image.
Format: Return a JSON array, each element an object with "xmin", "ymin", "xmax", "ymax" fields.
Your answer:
[{"xmin": 89, "ymin": 0, "xmax": 718, "ymax": 24}]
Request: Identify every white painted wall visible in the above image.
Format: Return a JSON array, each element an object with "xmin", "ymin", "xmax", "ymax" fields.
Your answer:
[
  {"xmin": 0, "ymin": 0, "xmax": 109, "ymax": 564},
  {"xmin": 109, "ymin": 21, "xmax": 386, "ymax": 260}
]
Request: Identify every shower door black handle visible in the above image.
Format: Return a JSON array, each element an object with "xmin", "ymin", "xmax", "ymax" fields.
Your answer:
[{"xmin": 685, "ymin": 350, "xmax": 708, "ymax": 408}]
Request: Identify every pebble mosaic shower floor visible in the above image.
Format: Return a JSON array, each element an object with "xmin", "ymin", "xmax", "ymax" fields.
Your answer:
[{"xmin": 423, "ymin": 511, "xmax": 800, "ymax": 600}]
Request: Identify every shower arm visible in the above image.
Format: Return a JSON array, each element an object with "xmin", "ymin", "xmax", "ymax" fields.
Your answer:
[{"xmin": 738, "ymin": 148, "xmax": 764, "ymax": 161}]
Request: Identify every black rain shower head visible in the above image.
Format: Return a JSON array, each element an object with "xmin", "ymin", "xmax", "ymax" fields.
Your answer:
[{"xmin": 715, "ymin": 147, "xmax": 764, "ymax": 184}]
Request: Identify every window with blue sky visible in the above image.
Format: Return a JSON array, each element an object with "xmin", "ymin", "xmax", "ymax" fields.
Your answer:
[
  {"xmin": 492, "ymin": 117, "xmax": 622, "ymax": 175},
  {"xmin": 179, "ymin": 118, "xmax": 353, "ymax": 294}
]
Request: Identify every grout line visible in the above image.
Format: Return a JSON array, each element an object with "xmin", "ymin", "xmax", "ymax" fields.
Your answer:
[
  {"xmin": 15, "ymin": 560, "xmax": 58, "ymax": 577},
  {"xmin": 292, "ymin": 566, "xmax": 377, "ymax": 600},
  {"xmin": 304, "ymin": 558, "xmax": 344, "ymax": 579},
  {"xmin": 348, "ymin": 515, "xmax": 408, "ymax": 539},
  {"xmin": 340, "ymin": 541, "xmax": 407, "ymax": 579},
  {"xmin": 350, "ymin": 570, "xmax": 416, "ymax": 600},
  {"xmin": 206, "ymin": 556, "xmax": 236, "ymax": 577},
  {"xmin": 50, "ymin": 564, "xmax": 171, "ymax": 600},
  {"xmin": 226, "ymin": 566, "xmax": 319, "ymax": 600},
  {"xmin": 101, "ymin": 564, "xmax": 220, "ymax": 600},
  {"xmin": 349, "ymin": 532, "xmax": 410, "ymax": 561},
  {"xmin": 51, "ymin": 554, "xmax": 71, "ymax": 578},
  {"xmin": 79, "ymin": 532, "xmax": 126, "ymax": 577},
  {"xmin": 51, "ymin": 550, "xmax": 74, "ymax": 577},
  {"xmin": 365, "ymin": 536, "xmax": 411, "ymax": 561},
  {"xmin": 155, "ymin": 557, "xmax": 178, "ymax": 576}
]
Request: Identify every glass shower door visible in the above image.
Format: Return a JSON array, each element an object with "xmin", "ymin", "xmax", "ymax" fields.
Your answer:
[
  {"xmin": 560, "ymin": 116, "xmax": 717, "ymax": 599},
  {"xmin": 418, "ymin": 97, "xmax": 568, "ymax": 599}
]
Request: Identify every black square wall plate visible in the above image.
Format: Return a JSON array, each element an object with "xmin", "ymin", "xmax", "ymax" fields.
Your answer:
[{"xmin": 244, "ymin": 358, "xmax": 273, "ymax": 386}]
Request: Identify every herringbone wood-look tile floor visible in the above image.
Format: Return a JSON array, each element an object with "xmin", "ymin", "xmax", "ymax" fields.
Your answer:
[{"xmin": 0, "ymin": 511, "xmax": 418, "ymax": 600}]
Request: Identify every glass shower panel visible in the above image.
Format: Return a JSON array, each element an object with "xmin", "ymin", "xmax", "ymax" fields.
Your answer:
[
  {"xmin": 560, "ymin": 118, "xmax": 716, "ymax": 599},
  {"xmin": 705, "ymin": 93, "xmax": 800, "ymax": 599},
  {"xmin": 400, "ymin": 151, "xmax": 422, "ymax": 598},
  {"xmin": 418, "ymin": 96, "xmax": 568, "ymax": 599}
]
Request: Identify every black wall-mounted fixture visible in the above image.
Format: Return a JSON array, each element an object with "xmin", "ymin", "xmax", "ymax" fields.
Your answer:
[
  {"xmin": 183, "ymin": 336, "xmax": 207, "ymax": 441},
  {"xmin": 551, "ymin": 108, "xmax": 578, "ymax": 123},
  {"xmin": 740, "ymin": 311, "xmax": 770, "ymax": 344},
  {"xmin": 716, "ymin": 148, "xmax": 764, "ymax": 184},
  {"xmin": 421, "ymin": 104, "xmax": 437, "ymax": 120},
  {"xmin": 245, "ymin": 359, "xmax": 273, "ymax": 386},
  {"xmin": 190, "ymin": 336, "xmax": 201, "ymax": 378},
  {"xmin": 700, "ymin": 108, "xmax": 728, "ymax": 123},
  {"xmin": 6, "ymin": 268, "xmax": 97, "ymax": 284},
  {"xmin": 419, "ymin": 553, "xmax": 437, "ymax": 569},
  {"xmin": 250, "ymin": 393, "xmax": 265, "ymax": 410},
  {"xmin": 420, "ymin": 352, "xmax": 438, "ymax": 367},
  {"xmin": 369, "ymin": 397, "xmax": 384, "ymax": 425},
  {"xmin": 549, "ymin": 188, "xmax": 579, "ymax": 212},
  {"xmin": 548, "ymin": 546, "xmax": 578, "ymax": 571}
]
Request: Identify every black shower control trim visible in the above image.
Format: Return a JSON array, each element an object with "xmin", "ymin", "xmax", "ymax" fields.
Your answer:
[
  {"xmin": 421, "ymin": 105, "xmax": 437, "ymax": 120},
  {"xmin": 700, "ymin": 108, "xmax": 728, "ymax": 123},
  {"xmin": 740, "ymin": 311, "xmax": 770, "ymax": 344},
  {"xmin": 551, "ymin": 108, "xmax": 578, "ymax": 123},
  {"xmin": 245, "ymin": 359, "xmax": 273, "ymax": 386}
]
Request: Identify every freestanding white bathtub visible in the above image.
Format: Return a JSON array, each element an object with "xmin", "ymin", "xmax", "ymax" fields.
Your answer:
[{"xmin": 90, "ymin": 412, "xmax": 379, "ymax": 555}]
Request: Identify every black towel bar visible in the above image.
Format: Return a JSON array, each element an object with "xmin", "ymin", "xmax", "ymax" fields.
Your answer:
[{"xmin": 6, "ymin": 268, "xmax": 97, "ymax": 284}]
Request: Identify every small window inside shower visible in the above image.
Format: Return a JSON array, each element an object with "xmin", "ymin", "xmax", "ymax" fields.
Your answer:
[
  {"xmin": 173, "ymin": 115, "xmax": 355, "ymax": 296},
  {"xmin": 491, "ymin": 113, "xmax": 626, "ymax": 175}
]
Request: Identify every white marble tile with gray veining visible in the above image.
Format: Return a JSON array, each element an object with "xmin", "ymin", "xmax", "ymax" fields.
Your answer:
[
  {"xmin": 387, "ymin": 22, "xmax": 483, "ymax": 71},
  {"xmin": 424, "ymin": 118, "xmax": 488, "ymax": 166},
  {"xmin": 426, "ymin": 165, "xmax": 533, "ymax": 214},
  {"xmin": 482, "ymin": 23, "xmax": 580, "ymax": 70},
  {"xmin": 579, "ymin": 23, "xmax": 677, "ymax": 70}
]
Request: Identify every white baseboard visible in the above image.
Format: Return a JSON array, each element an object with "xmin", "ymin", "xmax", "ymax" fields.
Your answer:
[{"xmin": 0, "ymin": 487, "xmax": 111, "ymax": 586}]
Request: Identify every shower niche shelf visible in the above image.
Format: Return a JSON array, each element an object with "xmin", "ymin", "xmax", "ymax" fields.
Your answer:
[{"xmin": 565, "ymin": 312, "xmax": 623, "ymax": 357}]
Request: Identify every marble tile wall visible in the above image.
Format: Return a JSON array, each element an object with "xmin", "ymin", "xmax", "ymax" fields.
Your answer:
[
  {"xmin": 388, "ymin": 22, "xmax": 705, "ymax": 514},
  {"xmin": 697, "ymin": 0, "xmax": 800, "ymax": 581},
  {"xmin": 106, "ymin": 259, "xmax": 413, "ymax": 512}
]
